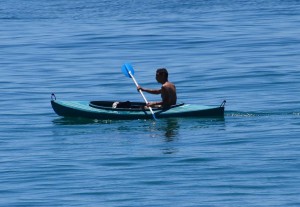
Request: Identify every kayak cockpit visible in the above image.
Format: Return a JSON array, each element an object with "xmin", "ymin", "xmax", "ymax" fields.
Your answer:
[{"xmin": 89, "ymin": 101, "xmax": 184, "ymax": 111}]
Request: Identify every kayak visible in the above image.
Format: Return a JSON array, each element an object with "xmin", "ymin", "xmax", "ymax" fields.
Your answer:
[{"xmin": 51, "ymin": 96, "xmax": 226, "ymax": 120}]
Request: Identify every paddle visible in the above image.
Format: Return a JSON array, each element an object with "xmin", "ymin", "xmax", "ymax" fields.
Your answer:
[{"xmin": 122, "ymin": 63, "xmax": 157, "ymax": 120}]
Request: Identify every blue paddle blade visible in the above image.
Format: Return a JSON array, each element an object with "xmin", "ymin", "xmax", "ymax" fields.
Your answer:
[{"xmin": 122, "ymin": 63, "xmax": 135, "ymax": 78}]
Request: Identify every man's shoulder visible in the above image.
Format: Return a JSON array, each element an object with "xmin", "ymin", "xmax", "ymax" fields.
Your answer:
[{"xmin": 163, "ymin": 82, "xmax": 175, "ymax": 88}]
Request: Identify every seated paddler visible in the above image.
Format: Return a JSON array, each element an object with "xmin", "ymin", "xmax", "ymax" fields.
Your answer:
[{"xmin": 137, "ymin": 68, "xmax": 177, "ymax": 108}]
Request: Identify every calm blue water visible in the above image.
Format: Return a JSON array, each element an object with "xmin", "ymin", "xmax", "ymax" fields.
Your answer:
[{"xmin": 1, "ymin": 0, "xmax": 300, "ymax": 206}]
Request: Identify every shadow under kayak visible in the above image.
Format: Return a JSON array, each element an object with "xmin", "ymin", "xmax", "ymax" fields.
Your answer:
[{"xmin": 51, "ymin": 99, "xmax": 226, "ymax": 120}]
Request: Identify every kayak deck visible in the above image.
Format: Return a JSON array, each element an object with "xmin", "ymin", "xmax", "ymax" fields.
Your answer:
[{"xmin": 51, "ymin": 99, "xmax": 225, "ymax": 120}]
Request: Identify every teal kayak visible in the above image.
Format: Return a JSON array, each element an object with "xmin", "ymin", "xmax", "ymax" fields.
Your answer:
[{"xmin": 51, "ymin": 97, "xmax": 226, "ymax": 120}]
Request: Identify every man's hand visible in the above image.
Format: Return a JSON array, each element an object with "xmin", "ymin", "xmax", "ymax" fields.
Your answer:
[
  {"xmin": 147, "ymin": 102, "xmax": 162, "ymax": 107},
  {"xmin": 137, "ymin": 85, "xmax": 143, "ymax": 92}
]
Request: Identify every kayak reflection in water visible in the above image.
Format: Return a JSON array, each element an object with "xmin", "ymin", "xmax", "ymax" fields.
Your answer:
[{"xmin": 137, "ymin": 68, "xmax": 177, "ymax": 109}]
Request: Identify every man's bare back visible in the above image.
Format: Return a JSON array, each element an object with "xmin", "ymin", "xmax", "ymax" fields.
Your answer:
[{"xmin": 161, "ymin": 81, "xmax": 177, "ymax": 107}]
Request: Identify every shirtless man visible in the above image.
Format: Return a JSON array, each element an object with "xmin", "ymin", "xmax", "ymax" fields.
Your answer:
[{"xmin": 137, "ymin": 68, "xmax": 177, "ymax": 108}]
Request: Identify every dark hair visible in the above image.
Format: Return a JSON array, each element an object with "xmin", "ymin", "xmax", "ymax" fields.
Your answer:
[{"xmin": 156, "ymin": 68, "xmax": 168, "ymax": 79}]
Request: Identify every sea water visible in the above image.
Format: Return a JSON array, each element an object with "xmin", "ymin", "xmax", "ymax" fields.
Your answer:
[{"xmin": 1, "ymin": 0, "xmax": 300, "ymax": 206}]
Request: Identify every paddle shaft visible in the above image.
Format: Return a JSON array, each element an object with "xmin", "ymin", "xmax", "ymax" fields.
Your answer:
[{"xmin": 128, "ymin": 71, "xmax": 157, "ymax": 119}]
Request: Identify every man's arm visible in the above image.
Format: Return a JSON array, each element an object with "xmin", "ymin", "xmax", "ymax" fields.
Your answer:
[{"xmin": 137, "ymin": 86, "xmax": 161, "ymax": 95}]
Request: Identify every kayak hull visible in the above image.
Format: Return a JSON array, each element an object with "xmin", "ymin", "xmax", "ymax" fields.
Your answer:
[{"xmin": 51, "ymin": 100, "xmax": 225, "ymax": 120}]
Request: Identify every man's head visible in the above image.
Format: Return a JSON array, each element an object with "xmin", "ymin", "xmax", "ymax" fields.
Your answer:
[{"xmin": 156, "ymin": 68, "xmax": 168, "ymax": 83}]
